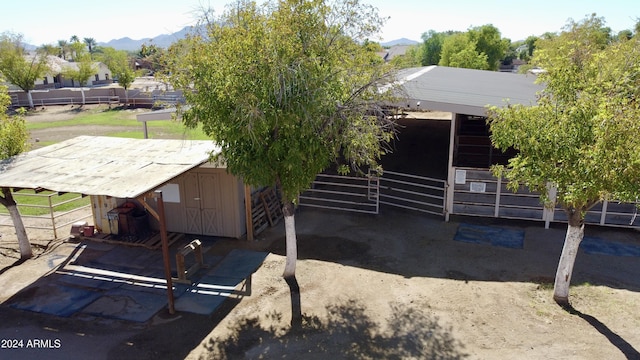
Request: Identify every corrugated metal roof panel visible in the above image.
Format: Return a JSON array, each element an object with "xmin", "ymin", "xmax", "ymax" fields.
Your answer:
[{"xmin": 0, "ymin": 136, "xmax": 219, "ymax": 198}]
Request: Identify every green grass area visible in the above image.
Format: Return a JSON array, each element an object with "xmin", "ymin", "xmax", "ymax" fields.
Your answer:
[
  {"xmin": 26, "ymin": 106, "xmax": 210, "ymax": 140},
  {"xmin": 0, "ymin": 191, "xmax": 90, "ymax": 216}
]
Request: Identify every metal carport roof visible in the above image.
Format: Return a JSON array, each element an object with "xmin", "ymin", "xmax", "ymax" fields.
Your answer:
[
  {"xmin": 397, "ymin": 65, "xmax": 544, "ymax": 116},
  {"xmin": 0, "ymin": 136, "xmax": 220, "ymax": 198}
]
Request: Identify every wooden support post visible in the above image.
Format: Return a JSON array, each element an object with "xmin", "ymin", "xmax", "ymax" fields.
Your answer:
[
  {"xmin": 139, "ymin": 191, "xmax": 175, "ymax": 314},
  {"xmin": 175, "ymin": 239, "xmax": 204, "ymax": 284},
  {"xmin": 244, "ymin": 184, "xmax": 254, "ymax": 241}
]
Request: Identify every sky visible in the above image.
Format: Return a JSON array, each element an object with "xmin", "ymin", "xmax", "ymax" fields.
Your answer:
[{"xmin": 2, "ymin": 0, "xmax": 638, "ymax": 46}]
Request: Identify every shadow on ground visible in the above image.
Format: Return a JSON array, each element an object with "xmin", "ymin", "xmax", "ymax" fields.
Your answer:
[
  {"xmin": 268, "ymin": 208, "xmax": 640, "ymax": 294},
  {"xmin": 200, "ymin": 299, "xmax": 467, "ymax": 360},
  {"xmin": 560, "ymin": 304, "xmax": 640, "ymax": 359}
]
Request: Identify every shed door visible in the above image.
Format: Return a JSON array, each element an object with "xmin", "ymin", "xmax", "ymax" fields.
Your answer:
[
  {"xmin": 184, "ymin": 172, "xmax": 202, "ymax": 234},
  {"xmin": 183, "ymin": 171, "xmax": 224, "ymax": 236},
  {"xmin": 199, "ymin": 173, "xmax": 223, "ymax": 235}
]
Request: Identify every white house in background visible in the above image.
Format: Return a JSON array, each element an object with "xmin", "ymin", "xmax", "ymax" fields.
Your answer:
[{"xmin": 33, "ymin": 55, "xmax": 112, "ymax": 89}]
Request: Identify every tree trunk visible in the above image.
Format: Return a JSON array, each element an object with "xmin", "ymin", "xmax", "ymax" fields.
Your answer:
[
  {"xmin": 80, "ymin": 88, "xmax": 86, "ymax": 105},
  {"xmin": 0, "ymin": 188, "xmax": 32, "ymax": 260},
  {"xmin": 553, "ymin": 209, "xmax": 584, "ymax": 306},
  {"xmin": 282, "ymin": 201, "xmax": 297, "ymax": 277},
  {"xmin": 282, "ymin": 201, "xmax": 302, "ymax": 328},
  {"xmin": 26, "ymin": 90, "xmax": 34, "ymax": 109}
]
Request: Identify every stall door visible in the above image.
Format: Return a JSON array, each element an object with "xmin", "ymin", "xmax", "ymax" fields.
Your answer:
[{"xmin": 183, "ymin": 171, "xmax": 224, "ymax": 236}]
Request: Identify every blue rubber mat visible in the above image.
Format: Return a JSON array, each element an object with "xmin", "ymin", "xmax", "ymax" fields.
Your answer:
[
  {"xmin": 88, "ymin": 246, "xmax": 157, "ymax": 271},
  {"xmin": 208, "ymin": 249, "xmax": 269, "ymax": 277},
  {"xmin": 7, "ymin": 247, "xmax": 268, "ymax": 320},
  {"xmin": 55, "ymin": 270, "xmax": 125, "ymax": 290},
  {"xmin": 9, "ymin": 284, "xmax": 102, "ymax": 317},
  {"xmin": 454, "ymin": 223, "xmax": 524, "ymax": 249},
  {"xmin": 175, "ymin": 250, "xmax": 268, "ymax": 315},
  {"xmin": 174, "ymin": 276, "xmax": 238, "ymax": 315},
  {"xmin": 581, "ymin": 237, "xmax": 640, "ymax": 257},
  {"xmin": 81, "ymin": 288, "xmax": 168, "ymax": 322}
]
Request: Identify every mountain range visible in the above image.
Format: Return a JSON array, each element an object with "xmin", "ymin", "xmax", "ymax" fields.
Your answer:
[
  {"xmin": 25, "ymin": 27, "xmax": 418, "ymax": 52},
  {"xmin": 98, "ymin": 28, "xmax": 419, "ymax": 51},
  {"xmin": 97, "ymin": 26, "xmax": 196, "ymax": 51},
  {"xmin": 380, "ymin": 38, "xmax": 419, "ymax": 47}
]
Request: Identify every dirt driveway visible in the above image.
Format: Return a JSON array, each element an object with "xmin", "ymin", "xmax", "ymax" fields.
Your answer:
[{"xmin": 1, "ymin": 207, "xmax": 640, "ymax": 359}]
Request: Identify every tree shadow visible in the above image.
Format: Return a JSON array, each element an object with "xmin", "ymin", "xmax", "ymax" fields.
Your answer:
[
  {"xmin": 0, "ymin": 257, "xmax": 27, "ymax": 275},
  {"xmin": 200, "ymin": 299, "xmax": 467, "ymax": 360},
  {"xmin": 266, "ymin": 208, "xmax": 640, "ymax": 294},
  {"xmin": 562, "ymin": 304, "xmax": 640, "ymax": 359}
]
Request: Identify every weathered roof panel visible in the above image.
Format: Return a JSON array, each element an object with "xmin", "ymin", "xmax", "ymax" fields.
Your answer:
[
  {"xmin": 398, "ymin": 66, "xmax": 543, "ymax": 116},
  {"xmin": 0, "ymin": 136, "xmax": 219, "ymax": 198}
]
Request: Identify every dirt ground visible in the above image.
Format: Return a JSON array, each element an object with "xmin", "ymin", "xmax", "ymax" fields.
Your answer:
[
  {"xmin": 1, "ymin": 105, "xmax": 640, "ymax": 359},
  {"xmin": 1, "ymin": 208, "xmax": 640, "ymax": 360}
]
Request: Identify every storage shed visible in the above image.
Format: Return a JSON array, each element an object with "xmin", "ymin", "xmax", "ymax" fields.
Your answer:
[{"xmin": 0, "ymin": 136, "xmax": 247, "ymax": 239}]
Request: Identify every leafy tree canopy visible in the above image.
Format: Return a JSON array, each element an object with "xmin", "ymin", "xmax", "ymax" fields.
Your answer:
[
  {"xmin": 62, "ymin": 52, "xmax": 96, "ymax": 87},
  {"xmin": 489, "ymin": 14, "xmax": 640, "ymax": 214},
  {"xmin": 419, "ymin": 30, "xmax": 448, "ymax": 66},
  {"xmin": 488, "ymin": 14, "xmax": 640, "ymax": 305},
  {"xmin": 467, "ymin": 24, "xmax": 508, "ymax": 70},
  {"xmin": 0, "ymin": 33, "xmax": 49, "ymax": 92},
  {"xmin": 98, "ymin": 47, "xmax": 136, "ymax": 90},
  {"xmin": 414, "ymin": 25, "xmax": 506, "ymax": 70},
  {"xmin": 165, "ymin": 0, "xmax": 396, "ymax": 203},
  {"xmin": 0, "ymin": 32, "xmax": 51, "ymax": 108},
  {"xmin": 439, "ymin": 32, "xmax": 488, "ymax": 70},
  {"xmin": 0, "ymin": 83, "xmax": 29, "ymax": 158}
]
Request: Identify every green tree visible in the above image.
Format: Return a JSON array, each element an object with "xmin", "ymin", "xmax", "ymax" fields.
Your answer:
[
  {"xmin": 69, "ymin": 35, "xmax": 82, "ymax": 59},
  {"xmin": 487, "ymin": 16, "xmax": 640, "ymax": 306},
  {"xmin": 137, "ymin": 42, "xmax": 165, "ymax": 74},
  {"xmin": 0, "ymin": 81, "xmax": 32, "ymax": 259},
  {"xmin": 439, "ymin": 32, "xmax": 488, "ymax": 70},
  {"xmin": 166, "ymin": 0, "xmax": 395, "ymax": 326},
  {"xmin": 467, "ymin": 24, "xmax": 508, "ymax": 70},
  {"xmin": 389, "ymin": 45, "xmax": 421, "ymax": 68},
  {"xmin": 617, "ymin": 29, "xmax": 633, "ymax": 41},
  {"xmin": 57, "ymin": 39, "xmax": 70, "ymax": 60},
  {"xmin": 524, "ymin": 35, "xmax": 538, "ymax": 59},
  {"xmin": 39, "ymin": 44, "xmax": 58, "ymax": 57},
  {"xmin": 0, "ymin": 32, "xmax": 51, "ymax": 108},
  {"xmin": 84, "ymin": 37, "xmax": 97, "ymax": 58},
  {"xmin": 62, "ymin": 52, "xmax": 96, "ymax": 104},
  {"xmin": 419, "ymin": 30, "xmax": 449, "ymax": 66},
  {"xmin": 99, "ymin": 47, "xmax": 137, "ymax": 105}
]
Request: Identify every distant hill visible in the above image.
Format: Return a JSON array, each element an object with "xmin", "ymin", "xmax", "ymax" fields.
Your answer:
[
  {"xmin": 98, "ymin": 26, "xmax": 195, "ymax": 51},
  {"xmin": 381, "ymin": 38, "xmax": 419, "ymax": 47},
  {"xmin": 24, "ymin": 31, "xmax": 419, "ymax": 52}
]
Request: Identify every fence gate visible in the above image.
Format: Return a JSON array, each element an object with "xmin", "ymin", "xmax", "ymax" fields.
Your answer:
[
  {"xmin": 378, "ymin": 170, "xmax": 447, "ymax": 216},
  {"xmin": 298, "ymin": 173, "xmax": 379, "ymax": 214}
]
